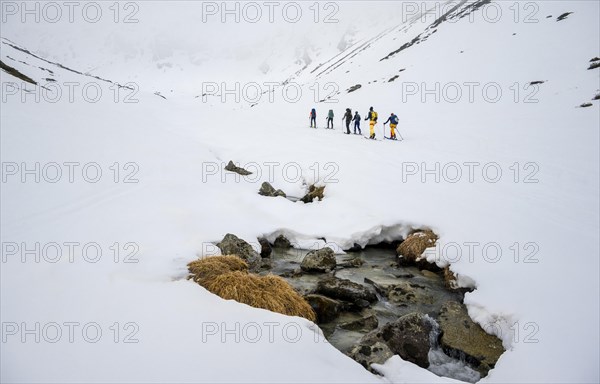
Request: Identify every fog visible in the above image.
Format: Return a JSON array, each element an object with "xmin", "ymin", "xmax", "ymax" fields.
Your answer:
[{"xmin": 1, "ymin": 1, "xmax": 413, "ymax": 72}]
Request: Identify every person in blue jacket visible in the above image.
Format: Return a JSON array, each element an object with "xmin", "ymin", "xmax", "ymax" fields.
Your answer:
[
  {"xmin": 353, "ymin": 111, "xmax": 361, "ymax": 134},
  {"xmin": 383, "ymin": 112, "xmax": 399, "ymax": 140}
]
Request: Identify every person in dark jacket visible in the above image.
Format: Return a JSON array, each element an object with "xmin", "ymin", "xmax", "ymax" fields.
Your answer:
[
  {"xmin": 383, "ymin": 113, "xmax": 399, "ymax": 140},
  {"xmin": 309, "ymin": 108, "xmax": 317, "ymax": 128},
  {"xmin": 343, "ymin": 108, "xmax": 352, "ymax": 134},
  {"xmin": 327, "ymin": 109, "xmax": 334, "ymax": 129},
  {"xmin": 353, "ymin": 111, "xmax": 361, "ymax": 134}
]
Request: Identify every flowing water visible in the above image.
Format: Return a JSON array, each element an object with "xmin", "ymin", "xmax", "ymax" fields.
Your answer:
[{"xmin": 265, "ymin": 246, "xmax": 481, "ymax": 383}]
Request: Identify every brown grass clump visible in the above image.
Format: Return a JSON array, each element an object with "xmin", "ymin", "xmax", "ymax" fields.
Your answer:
[
  {"xmin": 397, "ymin": 229, "xmax": 438, "ymax": 263},
  {"xmin": 188, "ymin": 255, "xmax": 316, "ymax": 321},
  {"xmin": 187, "ymin": 255, "xmax": 248, "ymax": 286},
  {"xmin": 300, "ymin": 185, "xmax": 325, "ymax": 203},
  {"xmin": 443, "ymin": 266, "xmax": 459, "ymax": 290},
  {"xmin": 204, "ymin": 271, "xmax": 316, "ymax": 322}
]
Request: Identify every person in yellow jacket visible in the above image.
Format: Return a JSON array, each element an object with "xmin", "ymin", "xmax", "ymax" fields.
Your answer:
[{"xmin": 364, "ymin": 106, "xmax": 378, "ymax": 139}]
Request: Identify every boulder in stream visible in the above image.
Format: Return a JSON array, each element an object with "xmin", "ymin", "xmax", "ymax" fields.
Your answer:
[
  {"xmin": 273, "ymin": 234, "xmax": 292, "ymax": 248},
  {"xmin": 358, "ymin": 312, "xmax": 434, "ymax": 368},
  {"xmin": 339, "ymin": 256, "xmax": 364, "ymax": 268},
  {"xmin": 339, "ymin": 310, "xmax": 379, "ymax": 331},
  {"xmin": 348, "ymin": 342, "xmax": 394, "ymax": 372},
  {"xmin": 437, "ymin": 301, "xmax": 505, "ymax": 376},
  {"xmin": 258, "ymin": 237, "xmax": 272, "ymax": 258},
  {"xmin": 216, "ymin": 234, "xmax": 261, "ymax": 272},
  {"xmin": 304, "ymin": 294, "xmax": 343, "ymax": 323},
  {"xmin": 300, "ymin": 247, "xmax": 336, "ymax": 273},
  {"xmin": 315, "ymin": 276, "xmax": 377, "ymax": 308},
  {"xmin": 364, "ymin": 277, "xmax": 434, "ymax": 305}
]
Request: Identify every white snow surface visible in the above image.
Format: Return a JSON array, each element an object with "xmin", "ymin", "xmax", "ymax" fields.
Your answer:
[{"xmin": 1, "ymin": 1, "xmax": 599, "ymax": 383}]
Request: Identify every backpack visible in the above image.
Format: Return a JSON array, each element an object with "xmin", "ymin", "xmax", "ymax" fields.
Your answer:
[
  {"xmin": 311, "ymin": 108, "xmax": 316, "ymax": 117},
  {"xmin": 372, "ymin": 111, "xmax": 378, "ymax": 122},
  {"xmin": 391, "ymin": 114, "xmax": 398, "ymax": 124}
]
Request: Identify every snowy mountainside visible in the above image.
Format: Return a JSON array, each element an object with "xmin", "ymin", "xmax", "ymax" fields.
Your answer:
[{"xmin": 0, "ymin": 1, "xmax": 401, "ymax": 96}]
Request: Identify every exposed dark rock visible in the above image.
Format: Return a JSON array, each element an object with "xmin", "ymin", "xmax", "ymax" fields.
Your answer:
[
  {"xmin": 339, "ymin": 311, "xmax": 379, "ymax": 331},
  {"xmin": 216, "ymin": 233, "xmax": 261, "ymax": 272},
  {"xmin": 556, "ymin": 12, "xmax": 573, "ymax": 21},
  {"xmin": 580, "ymin": 102, "xmax": 593, "ymax": 108},
  {"xmin": 304, "ymin": 294, "xmax": 343, "ymax": 323},
  {"xmin": 224, "ymin": 160, "xmax": 252, "ymax": 176},
  {"xmin": 0, "ymin": 59, "xmax": 36, "ymax": 85},
  {"xmin": 588, "ymin": 62, "xmax": 600, "ymax": 70},
  {"xmin": 529, "ymin": 80, "xmax": 545, "ymax": 85},
  {"xmin": 364, "ymin": 277, "xmax": 434, "ymax": 305},
  {"xmin": 316, "ymin": 277, "xmax": 377, "ymax": 308},
  {"xmin": 300, "ymin": 247, "xmax": 336, "ymax": 273},
  {"xmin": 359, "ymin": 312, "xmax": 434, "ymax": 368},
  {"xmin": 344, "ymin": 243, "xmax": 363, "ymax": 252},
  {"xmin": 258, "ymin": 182, "xmax": 286, "ymax": 197},
  {"xmin": 347, "ymin": 84, "xmax": 362, "ymax": 93},
  {"xmin": 280, "ymin": 268, "xmax": 303, "ymax": 278},
  {"xmin": 338, "ymin": 256, "xmax": 364, "ymax": 268},
  {"xmin": 273, "ymin": 234, "xmax": 292, "ymax": 248},
  {"xmin": 438, "ymin": 301, "xmax": 505, "ymax": 376},
  {"xmin": 348, "ymin": 342, "xmax": 394, "ymax": 372},
  {"xmin": 388, "ymin": 75, "xmax": 399, "ymax": 82},
  {"xmin": 258, "ymin": 237, "xmax": 272, "ymax": 258}
]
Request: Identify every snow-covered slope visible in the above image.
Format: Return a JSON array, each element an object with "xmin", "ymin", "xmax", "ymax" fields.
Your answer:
[{"xmin": 1, "ymin": 1, "xmax": 599, "ymax": 383}]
